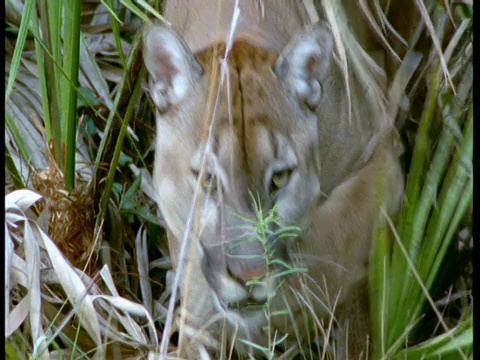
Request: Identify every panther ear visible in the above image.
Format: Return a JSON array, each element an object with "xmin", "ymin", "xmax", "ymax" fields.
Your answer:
[
  {"xmin": 275, "ymin": 23, "xmax": 333, "ymax": 110},
  {"xmin": 143, "ymin": 24, "xmax": 203, "ymax": 112}
]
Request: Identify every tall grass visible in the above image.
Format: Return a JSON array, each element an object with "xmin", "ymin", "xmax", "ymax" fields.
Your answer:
[{"xmin": 369, "ymin": 1, "xmax": 473, "ymax": 358}]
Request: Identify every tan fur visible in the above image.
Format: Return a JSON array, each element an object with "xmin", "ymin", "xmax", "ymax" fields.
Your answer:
[{"xmin": 143, "ymin": 1, "xmax": 403, "ymax": 358}]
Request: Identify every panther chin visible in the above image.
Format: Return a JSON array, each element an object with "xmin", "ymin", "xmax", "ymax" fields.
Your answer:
[
  {"xmin": 213, "ymin": 293, "xmax": 277, "ymax": 354},
  {"xmin": 211, "ymin": 268, "xmax": 279, "ymax": 312},
  {"xmin": 209, "ymin": 268, "xmax": 287, "ymax": 348}
]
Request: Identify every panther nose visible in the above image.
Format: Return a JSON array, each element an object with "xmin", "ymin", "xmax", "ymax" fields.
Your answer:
[{"xmin": 229, "ymin": 263, "xmax": 266, "ymax": 284}]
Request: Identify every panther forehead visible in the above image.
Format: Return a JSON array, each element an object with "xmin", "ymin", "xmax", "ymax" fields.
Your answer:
[
  {"xmin": 192, "ymin": 42, "xmax": 284, "ymax": 175},
  {"xmin": 194, "ymin": 41, "xmax": 281, "ymax": 124},
  {"xmin": 195, "ymin": 41, "xmax": 280, "ymax": 74}
]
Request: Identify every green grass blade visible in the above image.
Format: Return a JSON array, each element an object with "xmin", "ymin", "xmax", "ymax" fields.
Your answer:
[
  {"xmin": 29, "ymin": 12, "xmax": 52, "ymax": 141},
  {"xmin": 369, "ymin": 165, "xmax": 396, "ymax": 359},
  {"xmin": 5, "ymin": 147, "xmax": 27, "ymax": 189},
  {"xmin": 27, "ymin": 26, "xmax": 101, "ymax": 127},
  {"xmin": 394, "ymin": 97, "xmax": 468, "ymax": 324},
  {"xmin": 105, "ymin": 0, "xmax": 128, "ymax": 73},
  {"xmin": 393, "ymin": 315, "xmax": 472, "ymax": 359},
  {"xmin": 78, "ymin": 34, "xmax": 114, "ymax": 110},
  {"xmin": 397, "ymin": 62, "xmax": 440, "ymax": 252},
  {"xmin": 383, "ymin": 209, "xmax": 467, "ymax": 358},
  {"xmin": 100, "ymin": 0, "xmax": 124, "ymax": 23},
  {"xmin": 48, "ymin": 0, "xmax": 63, "ymax": 137},
  {"xmin": 386, "ymin": 63, "xmax": 440, "ymax": 345},
  {"xmin": 6, "ymin": 113, "xmax": 31, "ymax": 163},
  {"xmin": 121, "ymin": 0, "xmax": 167, "ymax": 23},
  {"xmin": 429, "ymin": 328, "xmax": 472, "ymax": 358},
  {"xmin": 63, "ymin": 0, "xmax": 82, "ymax": 191},
  {"xmin": 426, "ymin": 176, "xmax": 472, "ymax": 290},
  {"xmin": 408, "ymin": 111, "xmax": 472, "ymax": 322},
  {"xmin": 5, "ymin": 0, "xmax": 36, "ymax": 105},
  {"xmin": 420, "ymin": 108, "xmax": 472, "ymax": 269},
  {"xmin": 96, "ymin": 66, "xmax": 146, "ymax": 235},
  {"xmin": 119, "ymin": 0, "xmax": 160, "ymax": 23},
  {"xmin": 92, "ymin": 33, "xmax": 143, "ymax": 181},
  {"xmin": 382, "ymin": 110, "xmax": 472, "ymax": 355},
  {"xmin": 38, "ymin": 0, "xmax": 63, "ymax": 167},
  {"xmin": 369, "ymin": 222, "xmax": 390, "ymax": 360}
]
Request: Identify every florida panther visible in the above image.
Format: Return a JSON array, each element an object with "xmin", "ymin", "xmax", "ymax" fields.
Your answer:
[{"xmin": 143, "ymin": 1, "xmax": 403, "ymax": 357}]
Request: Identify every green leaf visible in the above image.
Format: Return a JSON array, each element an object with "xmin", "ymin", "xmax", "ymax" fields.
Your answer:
[
  {"xmin": 77, "ymin": 87, "xmax": 100, "ymax": 109},
  {"xmin": 119, "ymin": 174, "xmax": 142, "ymax": 210},
  {"xmin": 132, "ymin": 205, "xmax": 162, "ymax": 225},
  {"xmin": 118, "ymin": 152, "xmax": 133, "ymax": 166},
  {"xmin": 111, "ymin": 182, "xmax": 123, "ymax": 203}
]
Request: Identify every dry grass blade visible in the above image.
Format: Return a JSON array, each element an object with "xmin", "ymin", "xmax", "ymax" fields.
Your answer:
[
  {"xmin": 387, "ymin": 51, "xmax": 423, "ymax": 120},
  {"xmin": 5, "ymin": 57, "xmax": 49, "ymax": 171},
  {"xmin": 12, "ymin": 191, "xmax": 103, "ymax": 355},
  {"xmin": 157, "ymin": 1, "xmax": 242, "ymax": 355},
  {"xmin": 6, "ymin": 190, "xmax": 101, "ymax": 358},
  {"xmin": 135, "ymin": 227, "xmax": 154, "ymax": 323},
  {"xmin": 415, "ymin": 0, "xmax": 455, "ymax": 92},
  {"xmin": 321, "ymin": 0, "xmax": 352, "ymax": 123},
  {"xmin": 5, "ymin": 225, "xmax": 15, "ymax": 332},
  {"xmin": 442, "ymin": 19, "xmax": 470, "ymax": 65},
  {"xmin": 90, "ymin": 295, "xmax": 157, "ymax": 345},
  {"xmin": 5, "ymin": 191, "xmax": 47, "ymax": 357},
  {"xmin": 372, "ymin": 0, "xmax": 408, "ymax": 47},
  {"xmin": 79, "ymin": 34, "xmax": 114, "ymax": 111},
  {"xmin": 5, "ymin": 189, "xmax": 43, "ymax": 211},
  {"xmin": 6, "ymin": 295, "xmax": 30, "ymax": 338},
  {"xmin": 359, "ymin": 0, "xmax": 402, "ymax": 62},
  {"xmin": 23, "ymin": 221, "xmax": 48, "ymax": 359}
]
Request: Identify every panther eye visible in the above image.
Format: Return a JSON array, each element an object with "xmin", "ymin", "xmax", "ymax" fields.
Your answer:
[
  {"xmin": 192, "ymin": 170, "xmax": 217, "ymax": 192},
  {"xmin": 270, "ymin": 170, "xmax": 292, "ymax": 193},
  {"xmin": 202, "ymin": 173, "xmax": 217, "ymax": 192}
]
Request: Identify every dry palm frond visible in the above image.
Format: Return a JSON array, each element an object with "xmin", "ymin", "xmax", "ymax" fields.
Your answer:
[{"xmin": 5, "ymin": 189, "xmax": 160, "ymax": 358}]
